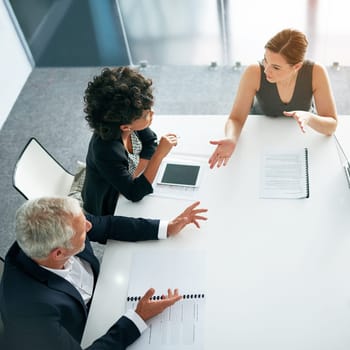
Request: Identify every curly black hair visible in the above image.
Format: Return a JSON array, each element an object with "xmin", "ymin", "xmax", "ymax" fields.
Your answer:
[{"xmin": 84, "ymin": 66, "xmax": 154, "ymax": 140}]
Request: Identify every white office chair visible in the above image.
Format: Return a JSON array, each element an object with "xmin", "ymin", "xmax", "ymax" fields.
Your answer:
[{"xmin": 13, "ymin": 138, "xmax": 74, "ymax": 199}]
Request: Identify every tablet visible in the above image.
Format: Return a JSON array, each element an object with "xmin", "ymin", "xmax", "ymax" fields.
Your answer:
[{"xmin": 158, "ymin": 163, "xmax": 201, "ymax": 187}]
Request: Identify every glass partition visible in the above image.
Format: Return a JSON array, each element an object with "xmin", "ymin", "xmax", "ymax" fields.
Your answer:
[
  {"xmin": 117, "ymin": 0, "xmax": 350, "ymax": 66},
  {"xmin": 5, "ymin": 0, "xmax": 350, "ymax": 66},
  {"xmin": 117, "ymin": 0, "xmax": 223, "ymax": 65}
]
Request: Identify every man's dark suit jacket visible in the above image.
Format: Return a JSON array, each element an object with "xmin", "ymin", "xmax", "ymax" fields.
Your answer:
[
  {"xmin": 0, "ymin": 214, "xmax": 160, "ymax": 350},
  {"xmin": 82, "ymin": 128, "xmax": 157, "ymax": 216}
]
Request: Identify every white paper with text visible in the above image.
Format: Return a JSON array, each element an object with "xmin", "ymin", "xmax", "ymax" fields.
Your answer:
[
  {"xmin": 260, "ymin": 148, "xmax": 309, "ymax": 199},
  {"xmin": 126, "ymin": 250, "xmax": 206, "ymax": 350}
]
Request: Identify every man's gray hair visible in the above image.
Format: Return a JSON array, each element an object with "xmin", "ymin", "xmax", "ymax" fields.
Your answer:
[{"xmin": 15, "ymin": 196, "xmax": 82, "ymax": 259}]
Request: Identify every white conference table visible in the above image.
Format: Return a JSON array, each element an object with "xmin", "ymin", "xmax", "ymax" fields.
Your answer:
[{"xmin": 82, "ymin": 115, "xmax": 350, "ymax": 350}]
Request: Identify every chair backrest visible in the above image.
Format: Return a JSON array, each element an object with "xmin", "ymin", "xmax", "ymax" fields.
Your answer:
[{"xmin": 13, "ymin": 138, "xmax": 74, "ymax": 199}]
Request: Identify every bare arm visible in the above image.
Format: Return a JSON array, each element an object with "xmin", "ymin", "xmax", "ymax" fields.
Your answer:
[
  {"xmin": 284, "ymin": 63, "xmax": 337, "ymax": 135},
  {"xmin": 142, "ymin": 134, "xmax": 178, "ymax": 184},
  {"xmin": 209, "ymin": 65, "xmax": 260, "ymax": 168},
  {"xmin": 133, "ymin": 158, "xmax": 149, "ymax": 178}
]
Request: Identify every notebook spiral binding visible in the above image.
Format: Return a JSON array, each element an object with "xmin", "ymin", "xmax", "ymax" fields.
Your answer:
[
  {"xmin": 305, "ymin": 147, "xmax": 310, "ymax": 198},
  {"xmin": 127, "ymin": 293, "xmax": 205, "ymax": 302}
]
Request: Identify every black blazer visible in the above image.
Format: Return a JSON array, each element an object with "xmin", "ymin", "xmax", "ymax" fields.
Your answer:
[
  {"xmin": 82, "ymin": 128, "xmax": 157, "ymax": 216},
  {"xmin": 0, "ymin": 214, "xmax": 159, "ymax": 350}
]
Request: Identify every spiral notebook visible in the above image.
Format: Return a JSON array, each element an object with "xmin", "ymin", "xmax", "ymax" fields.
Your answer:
[
  {"xmin": 260, "ymin": 148, "xmax": 310, "ymax": 199},
  {"xmin": 126, "ymin": 250, "xmax": 206, "ymax": 350}
]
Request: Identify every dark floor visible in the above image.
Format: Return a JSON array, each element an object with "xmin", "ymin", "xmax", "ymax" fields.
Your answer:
[{"xmin": 0, "ymin": 64, "xmax": 349, "ymax": 259}]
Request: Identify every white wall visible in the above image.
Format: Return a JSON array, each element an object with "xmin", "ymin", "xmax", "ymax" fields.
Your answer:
[{"xmin": 0, "ymin": 1, "xmax": 32, "ymax": 130}]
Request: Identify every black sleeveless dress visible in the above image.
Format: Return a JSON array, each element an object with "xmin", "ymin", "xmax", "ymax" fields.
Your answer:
[{"xmin": 252, "ymin": 60, "xmax": 314, "ymax": 116}]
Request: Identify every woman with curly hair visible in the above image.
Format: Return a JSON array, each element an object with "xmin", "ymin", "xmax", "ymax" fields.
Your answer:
[{"xmin": 82, "ymin": 67, "xmax": 178, "ymax": 215}]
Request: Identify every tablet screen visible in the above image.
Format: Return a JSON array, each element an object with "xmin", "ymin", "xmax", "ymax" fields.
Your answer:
[{"xmin": 159, "ymin": 163, "xmax": 200, "ymax": 187}]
